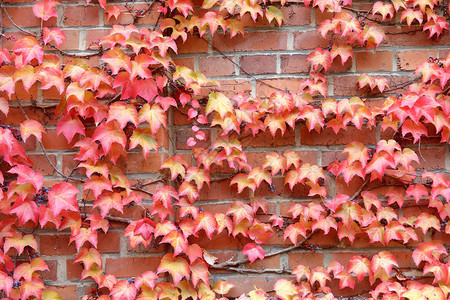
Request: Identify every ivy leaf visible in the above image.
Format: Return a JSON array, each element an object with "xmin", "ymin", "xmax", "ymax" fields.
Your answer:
[
  {"xmin": 372, "ymin": 2, "xmax": 394, "ymax": 21},
  {"xmin": 92, "ymin": 120, "xmax": 127, "ymax": 153},
  {"xmin": 307, "ymin": 48, "xmax": 332, "ymax": 72},
  {"xmin": 274, "ymin": 279, "xmax": 299, "ymax": 300},
  {"xmin": 213, "ymin": 280, "xmax": 234, "ymax": 295},
  {"xmin": 242, "ymin": 243, "xmax": 264, "ymax": 263},
  {"xmin": 129, "ymin": 128, "xmax": 159, "ymax": 158},
  {"xmin": 9, "ymin": 165, "xmax": 43, "ymax": 192},
  {"xmin": 107, "ymin": 102, "xmax": 138, "ymax": 129},
  {"xmin": 0, "ymin": 66, "xmax": 16, "ymax": 98},
  {"xmin": 13, "ymin": 37, "xmax": 44, "ymax": 66},
  {"xmin": 42, "ymin": 27, "xmax": 66, "ymax": 47},
  {"xmin": 13, "ymin": 257, "xmax": 48, "ymax": 282},
  {"xmin": 371, "ymin": 251, "xmax": 398, "ymax": 275},
  {"xmin": 206, "ymin": 92, "xmax": 234, "ymax": 119},
  {"xmin": 4, "ymin": 234, "xmax": 37, "ymax": 255},
  {"xmin": 330, "ymin": 43, "xmax": 353, "ymax": 65},
  {"xmin": 194, "ymin": 212, "xmax": 217, "ymax": 239},
  {"xmin": 347, "ymin": 255, "xmax": 371, "ymax": 282},
  {"xmin": 33, "ymin": 0, "xmax": 59, "ymax": 21},
  {"xmin": 161, "ymin": 155, "xmax": 189, "ymax": 180},
  {"xmin": 94, "ymin": 191, "xmax": 123, "ymax": 217},
  {"xmin": 135, "ymin": 271, "xmax": 158, "ymax": 290},
  {"xmin": 70, "ymin": 227, "xmax": 98, "ymax": 251},
  {"xmin": 57, "ymin": 115, "xmax": 86, "ymax": 143},
  {"xmin": 157, "ymin": 253, "xmax": 190, "ymax": 286},
  {"xmin": 74, "ymin": 247, "xmax": 102, "ymax": 271},
  {"xmin": 415, "ymin": 213, "xmax": 440, "ymax": 234},
  {"xmin": 161, "ymin": 230, "xmax": 188, "ymax": 256},
  {"xmin": 110, "ymin": 280, "xmax": 137, "ymax": 300},
  {"xmin": 138, "ymin": 104, "xmax": 167, "ymax": 136},
  {"xmin": 0, "ymin": 271, "xmax": 13, "ymax": 297},
  {"xmin": 190, "ymin": 259, "xmax": 210, "ymax": 287},
  {"xmin": 48, "ymin": 182, "xmax": 79, "ymax": 216},
  {"xmin": 106, "ymin": 5, "xmax": 122, "ymax": 20}
]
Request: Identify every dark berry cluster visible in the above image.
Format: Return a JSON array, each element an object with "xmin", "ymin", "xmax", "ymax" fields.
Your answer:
[
  {"xmin": 429, "ymin": 56, "xmax": 444, "ymax": 68},
  {"xmin": 0, "ymin": 125, "xmax": 23, "ymax": 141},
  {"xmin": 34, "ymin": 186, "xmax": 51, "ymax": 206}
]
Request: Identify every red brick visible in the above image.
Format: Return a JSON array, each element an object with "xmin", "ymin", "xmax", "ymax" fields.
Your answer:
[
  {"xmin": 280, "ymin": 54, "xmax": 310, "ymax": 74},
  {"xmin": 213, "ymin": 31, "xmax": 288, "ymax": 52},
  {"xmin": 2, "ymin": 6, "xmax": 56, "ymax": 28},
  {"xmin": 240, "ymin": 55, "xmax": 276, "ymax": 75},
  {"xmin": 397, "ymin": 50, "xmax": 436, "ymax": 71},
  {"xmin": 199, "ymin": 179, "xmax": 249, "ymax": 200},
  {"xmin": 199, "ymin": 57, "xmax": 235, "ymax": 77},
  {"xmin": 256, "ymin": 78, "xmax": 306, "ymax": 98},
  {"xmin": 331, "ymin": 252, "xmax": 365, "ymax": 267},
  {"xmin": 293, "ymin": 30, "xmax": 329, "ymax": 50},
  {"xmin": 392, "ymin": 251, "xmax": 412, "ymax": 268},
  {"xmin": 332, "ymin": 75, "xmax": 359, "ymax": 96},
  {"xmin": 67, "ymin": 260, "xmax": 83, "ymax": 280},
  {"xmin": 85, "ymin": 29, "xmax": 110, "ymax": 49},
  {"xmin": 245, "ymin": 255, "xmax": 280, "ymax": 270},
  {"xmin": 281, "ymin": 6, "xmax": 311, "ymax": 26},
  {"xmin": 173, "ymin": 58, "xmax": 195, "ymax": 70},
  {"xmin": 328, "ymin": 57, "xmax": 352, "ymax": 73},
  {"xmin": 41, "ymin": 260, "xmax": 57, "ymax": 281},
  {"xmin": 63, "ymin": 6, "xmax": 100, "ymax": 26},
  {"xmin": 355, "ymin": 51, "xmax": 392, "ymax": 71},
  {"xmin": 385, "ymin": 26, "xmax": 450, "ymax": 47},
  {"xmin": 1, "ymin": 82, "xmax": 38, "ymax": 101},
  {"xmin": 41, "ymin": 128, "xmax": 77, "ymax": 149},
  {"xmin": 322, "ymin": 150, "xmax": 347, "ymax": 167},
  {"xmin": 46, "ymin": 285, "xmax": 79, "ymax": 298},
  {"xmin": 238, "ymin": 129, "xmax": 296, "ymax": 148},
  {"xmin": 300, "ymin": 126, "xmax": 376, "ymax": 146},
  {"xmin": 97, "ymin": 231, "xmax": 121, "ymax": 253},
  {"xmin": 115, "ymin": 152, "xmax": 167, "ymax": 174},
  {"xmin": 288, "ymin": 252, "xmax": 323, "ymax": 269},
  {"xmin": 177, "ymin": 35, "xmax": 209, "ymax": 54},
  {"xmin": 412, "ymin": 147, "xmax": 446, "ymax": 169},
  {"xmin": 59, "ymin": 30, "xmax": 80, "ymax": 51},
  {"xmin": 42, "ymin": 86, "xmax": 64, "ymax": 100},
  {"xmin": 40, "ymin": 234, "xmax": 77, "ymax": 255},
  {"xmin": 30, "ymin": 154, "xmax": 57, "ymax": 176},
  {"xmin": 105, "ymin": 256, "xmax": 161, "ymax": 277}
]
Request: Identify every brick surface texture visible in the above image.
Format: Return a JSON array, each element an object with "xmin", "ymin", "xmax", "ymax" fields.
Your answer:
[{"xmin": 0, "ymin": 0, "xmax": 449, "ymax": 299}]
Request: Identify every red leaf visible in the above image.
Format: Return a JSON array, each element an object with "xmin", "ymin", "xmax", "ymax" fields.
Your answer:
[
  {"xmin": 42, "ymin": 27, "xmax": 66, "ymax": 47},
  {"xmin": 48, "ymin": 182, "xmax": 79, "ymax": 216},
  {"xmin": 242, "ymin": 243, "xmax": 264, "ymax": 263},
  {"xmin": 33, "ymin": 0, "xmax": 59, "ymax": 21}
]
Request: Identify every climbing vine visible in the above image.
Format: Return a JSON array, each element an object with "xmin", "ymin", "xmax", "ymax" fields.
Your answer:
[{"xmin": 0, "ymin": 0, "xmax": 449, "ymax": 298}]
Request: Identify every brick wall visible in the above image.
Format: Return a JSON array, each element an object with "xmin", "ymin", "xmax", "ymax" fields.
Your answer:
[{"xmin": 0, "ymin": 0, "xmax": 449, "ymax": 298}]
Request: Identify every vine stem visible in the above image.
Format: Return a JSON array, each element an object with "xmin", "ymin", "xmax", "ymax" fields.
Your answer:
[
  {"xmin": 18, "ymin": 101, "xmax": 76, "ymax": 181},
  {"xmin": 211, "ymin": 231, "xmax": 316, "ymax": 269},
  {"xmin": 1, "ymin": 7, "xmax": 39, "ymax": 37}
]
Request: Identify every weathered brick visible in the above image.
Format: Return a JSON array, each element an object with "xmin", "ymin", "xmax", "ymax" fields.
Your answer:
[
  {"xmin": 213, "ymin": 31, "xmax": 288, "ymax": 52},
  {"xmin": 355, "ymin": 51, "xmax": 392, "ymax": 71},
  {"xmin": 397, "ymin": 50, "xmax": 436, "ymax": 71},
  {"xmin": 105, "ymin": 256, "xmax": 162, "ymax": 277},
  {"xmin": 199, "ymin": 56, "xmax": 235, "ymax": 77},
  {"xmin": 63, "ymin": 6, "xmax": 100, "ymax": 26},
  {"xmin": 240, "ymin": 55, "xmax": 277, "ymax": 75},
  {"xmin": 280, "ymin": 54, "xmax": 310, "ymax": 74}
]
